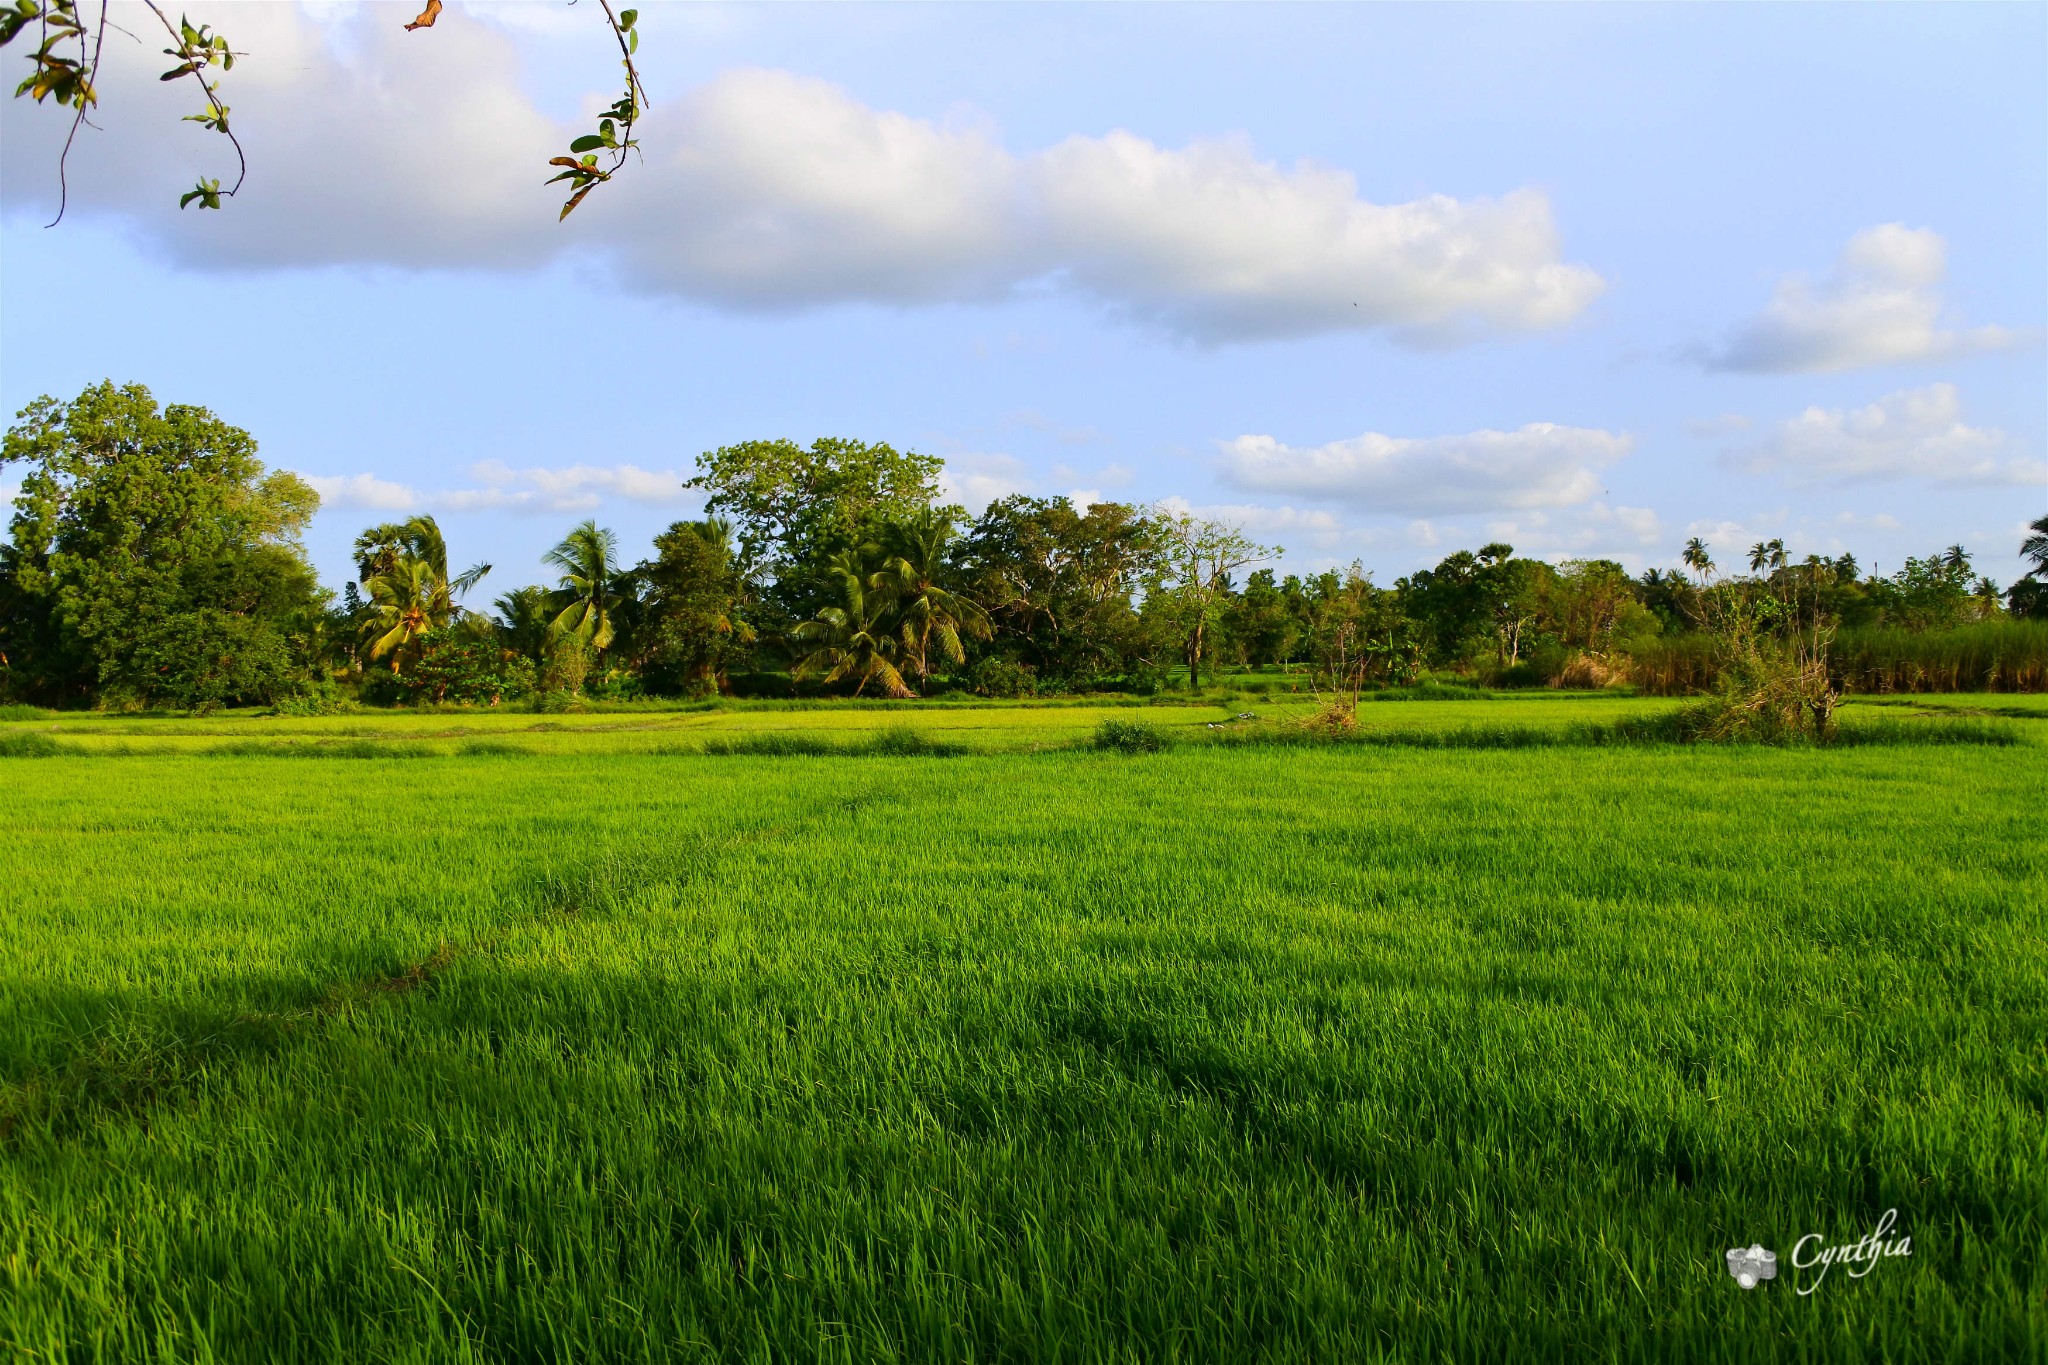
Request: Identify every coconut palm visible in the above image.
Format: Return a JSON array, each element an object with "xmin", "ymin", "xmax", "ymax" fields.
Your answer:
[
  {"xmin": 544, "ymin": 520, "xmax": 622, "ymax": 656},
  {"xmin": 2022, "ymin": 515, "xmax": 2048, "ymax": 580},
  {"xmin": 354, "ymin": 515, "xmax": 490, "ymax": 598},
  {"xmin": 1940, "ymin": 544, "xmax": 1972, "ymax": 575},
  {"xmin": 361, "ymin": 555, "xmax": 452, "ymax": 669},
  {"xmin": 493, "ymin": 585, "xmax": 554, "ymax": 666},
  {"xmin": 1746, "ymin": 539, "xmax": 1785, "ymax": 574},
  {"xmin": 1681, "ymin": 537, "xmax": 1714, "ymax": 579},
  {"xmin": 873, "ymin": 511, "xmax": 990, "ymax": 689},
  {"xmin": 792, "ymin": 551, "xmax": 913, "ymax": 697}
]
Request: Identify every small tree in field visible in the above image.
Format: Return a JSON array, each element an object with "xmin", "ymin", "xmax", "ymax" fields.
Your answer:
[
  {"xmin": 1683, "ymin": 545, "xmax": 1839, "ymax": 742},
  {"xmin": 1144, "ymin": 508, "xmax": 1274, "ymax": 690}
]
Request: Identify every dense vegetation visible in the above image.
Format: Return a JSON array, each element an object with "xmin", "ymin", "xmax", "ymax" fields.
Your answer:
[{"xmin": 5, "ymin": 381, "xmax": 2046, "ymax": 715}]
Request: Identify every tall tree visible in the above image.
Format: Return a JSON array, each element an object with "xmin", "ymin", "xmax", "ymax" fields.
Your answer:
[
  {"xmin": 687, "ymin": 437, "xmax": 949, "ymax": 626},
  {"xmin": 873, "ymin": 510, "xmax": 989, "ymax": 690},
  {"xmin": 1, "ymin": 380, "xmax": 322, "ymax": 706},
  {"xmin": 951, "ymin": 496, "xmax": 1153, "ymax": 683},
  {"xmin": 544, "ymin": 520, "xmax": 623, "ymax": 658},
  {"xmin": 791, "ymin": 551, "xmax": 912, "ymax": 697},
  {"xmin": 1143, "ymin": 508, "xmax": 1273, "ymax": 689},
  {"xmin": 632, "ymin": 517, "xmax": 754, "ymax": 692}
]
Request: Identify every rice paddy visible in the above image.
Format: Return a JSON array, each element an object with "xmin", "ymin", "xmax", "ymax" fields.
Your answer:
[{"xmin": 1, "ymin": 696, "xmax": 2042, "ymax": 1362}]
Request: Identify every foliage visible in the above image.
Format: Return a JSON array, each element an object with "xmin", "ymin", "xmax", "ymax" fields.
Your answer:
[
  {"xmin": 791, "ymin": 550, "xmax": 914, "ymax": 698},
  {"xmin": 950, "ymin": 495, "xmax": 1154, "ymax": 683},
  {"xmin": 543, "ymin": 520, "xmax": 625, "ymax": 657},
  {"xmin": 968, "ymin": 656, "xmax": 1037, "ymax": 699},
  {"xmin": 1092, "ymin": 717, "xmax": 1171, "ymax": 752},
  {"xmin": 632, "ymin": 517, "xmax": 754, "ymax": 694},
  {"xmin": 1, "ymin": 381, "xmax": 324, "ymax": 707},
  {"xmin": 391, "ymin": 630, "xmax": 529, "ymax": 706},
  {"xmin": 873, "ymin": 509, "xmax": 990, "ymax": 689},
  {"xmin": 687, "ymin": 437, "xmax": 949, "ymax": 625},
  {"xmin": 1142, "ymin": 507, "xmax": 1274, "ymax": 689}
]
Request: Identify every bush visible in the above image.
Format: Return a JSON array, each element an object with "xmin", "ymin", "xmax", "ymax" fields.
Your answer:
[
  {"xmin": 535, "ymin": 689, "xmax": 583, "ymax": 715},
  {"xmin": 1092, "ymin": 719, "xmax": 1171, "ymax": 753},
  {"xmin": 130, "ymin": 610, "xmax": 298, "ymax": 710},
  {"xmin": 271, "ymin": 681, "xmax": 362, "ymax": 717},
  {"xmin": 968, "ymin": 657, "xmax": 1038, "ymax": 699}
]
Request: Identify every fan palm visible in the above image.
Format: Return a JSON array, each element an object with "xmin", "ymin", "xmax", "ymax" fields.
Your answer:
[
  {"xmin": 544, "ymin": 520, "xmax": 622, "ymax": 656},
  {"xmin": 874, "ymin": 511, "xmax": 990, "ymax": 689},
  {"xmin": 793, "ymin": 552, "xmax": 913, "ymax": 698}
]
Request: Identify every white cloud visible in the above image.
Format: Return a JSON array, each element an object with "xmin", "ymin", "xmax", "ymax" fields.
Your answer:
[
  {"xmin": 299, "ymin": 462, "xmax": 690, "ymax": 516},
  {"xmin": 1027, "ymin": 133, "xmax": 1604, "ymax": 343},
  {"xmin": 1152, "ymin": 495, "xmax": 1341, "ymax": 537},
  {"xmin": 1477, "ymin": 502, "xmax": 1664, "ymax": 559},
  {"xmin": 1701, "ymin": 225, "xmax": 2026, "ymax": 373},
  {"xmin": 0, "ymin": 8, "xmax": 1604, "ymax": 344},
  {"xmin": 1217, "ymin": 423, "xmax": 1633, "ymax": 516},
  {"xmin": 1731, "ymin": 383, "xmax": 2044, "ymax": 487},
  {"xmin": 303, "ymin": 472, "xmax": 418, "ymax": 511},
  {"xmin": 937, "ymin": 453, "xmax": 1035, "ymax": 511}
]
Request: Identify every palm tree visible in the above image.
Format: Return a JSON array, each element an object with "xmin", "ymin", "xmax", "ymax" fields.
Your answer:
[
  {"xmin": 493, "ymin": 585, "xmax": 554, "ymax": 666},
  {"xmin": 1940, "ymin": 544, "xmax": 1972, "ymax": 575},
  {"xmin": 361, "ymin": 556, "xmax": 452, "ymax": 669},
  {"xmin": 354, "ymin": 515, "xmax": 490, "ymax": 598},
  {"xmin": 2022, "ymin": 515, "xmax": 2048, "ymax": 580},
  {"xmin": 1747, "ymin": 539, "xmax": 1786, "ymax": 574},
  {"xmin": 1681, "ymin": 537, "xmax": 1714, "ymax": 579},
  {"xmin": 873, "ymin": 511, "xmax": 990, "ymax": 690},
  {"xmin": 544, "ymin": 520, "xmax": 622, "ymax": 657},
  {"xmin": 792, "ymin": 551, "xmax": 913, "ymax": 697}
]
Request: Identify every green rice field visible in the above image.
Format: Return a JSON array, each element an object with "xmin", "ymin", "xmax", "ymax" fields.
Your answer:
[{"xmin": 2, "ymin": 695, "xmax": 2043, "ymax": 1362}]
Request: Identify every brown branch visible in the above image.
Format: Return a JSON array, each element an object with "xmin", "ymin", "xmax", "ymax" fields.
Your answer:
[
  {"xmin": 140, "ymin": 0, "xmax": 245, "ymax": 199},
  {"xmin": 45, "ymin": 0, "xmax": 107, "ymax": 227}
]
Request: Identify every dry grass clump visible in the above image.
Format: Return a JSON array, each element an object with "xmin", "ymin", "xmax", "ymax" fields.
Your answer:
[{"xmin": 1553, "ymin": 655, "xmax": 1626, "ymax": 690}]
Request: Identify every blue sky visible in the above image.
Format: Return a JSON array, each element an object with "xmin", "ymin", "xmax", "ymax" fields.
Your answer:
[{"xmin": 2, "ymin": 1, "xmax": 2042, "ymax": 596}]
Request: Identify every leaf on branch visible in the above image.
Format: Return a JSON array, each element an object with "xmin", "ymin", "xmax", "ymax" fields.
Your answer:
[
  {"xmin": 403, "ymin": 0, "xmax": 442, "ymax": 32},
  {"xmin": 160, "ymin": 63, "xmax": 197, "ymax": 81},
  {"xmin": 558, "ymin": 182, "xmax": 597, "ymax": 221}
]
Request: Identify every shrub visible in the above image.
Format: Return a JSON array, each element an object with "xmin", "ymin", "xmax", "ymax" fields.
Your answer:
[
  {"xmin": 1092, "ymin": 719, "xmax": 1170, "ymax": 753},
  {"xmin": 969, "ymin": 657, "xmax": 1038, "ymax": 699}
]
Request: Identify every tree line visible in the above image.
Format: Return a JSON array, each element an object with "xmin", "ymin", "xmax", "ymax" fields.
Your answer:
[{"xmin": 3, "ymin": 382, "xmax": 2043, "ymax": 710}]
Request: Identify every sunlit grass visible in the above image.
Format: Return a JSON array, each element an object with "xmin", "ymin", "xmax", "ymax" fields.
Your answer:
[{"xmin": 2, "ymin": 736, "xmax": 2042, "ymax": 1362}]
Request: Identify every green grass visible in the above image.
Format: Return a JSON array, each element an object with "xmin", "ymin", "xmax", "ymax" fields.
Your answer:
[{"xmin": 1, "ymin": 708, "xmax": 2042, "ymax": 1362}]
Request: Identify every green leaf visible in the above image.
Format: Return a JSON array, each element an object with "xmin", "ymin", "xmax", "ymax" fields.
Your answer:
[
  {"xmin": 627, "ymin": 28, "xmax": 638, "ymax": 54},
  {"xmin": 619, "ymin": 9, "xmax": 637, "ymax": 27},
  {"xmin": 568, "ymin": 134, "xmax": 605, "ymax": 153}
]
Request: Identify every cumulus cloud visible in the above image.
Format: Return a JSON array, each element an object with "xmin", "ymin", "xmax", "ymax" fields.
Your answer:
[
  {"xmin": 1700, "ymin": 226, "xmax": 2026, "ymax": 373},
  {"xmin": 938, "ymin": 453, "xmax": 1035, "ymax": 511},
  {"xmin": 1730, "ymin": 383, "xmax": 2044, "ymax": 487},
  {"xmin": 0, "ymin": 6, "xmax": 1603, "ymax": 343},
  {"xmin": 1217, "ymin": 423, "xmax": 1633, "ymax": 516},
  {"xmin": 1152, "ymin": 494, "xmax": 1341, "ymax": 537},
  {"xmin": 300, "ymin": 461, "xmax": 690, "ymax": 515}
]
